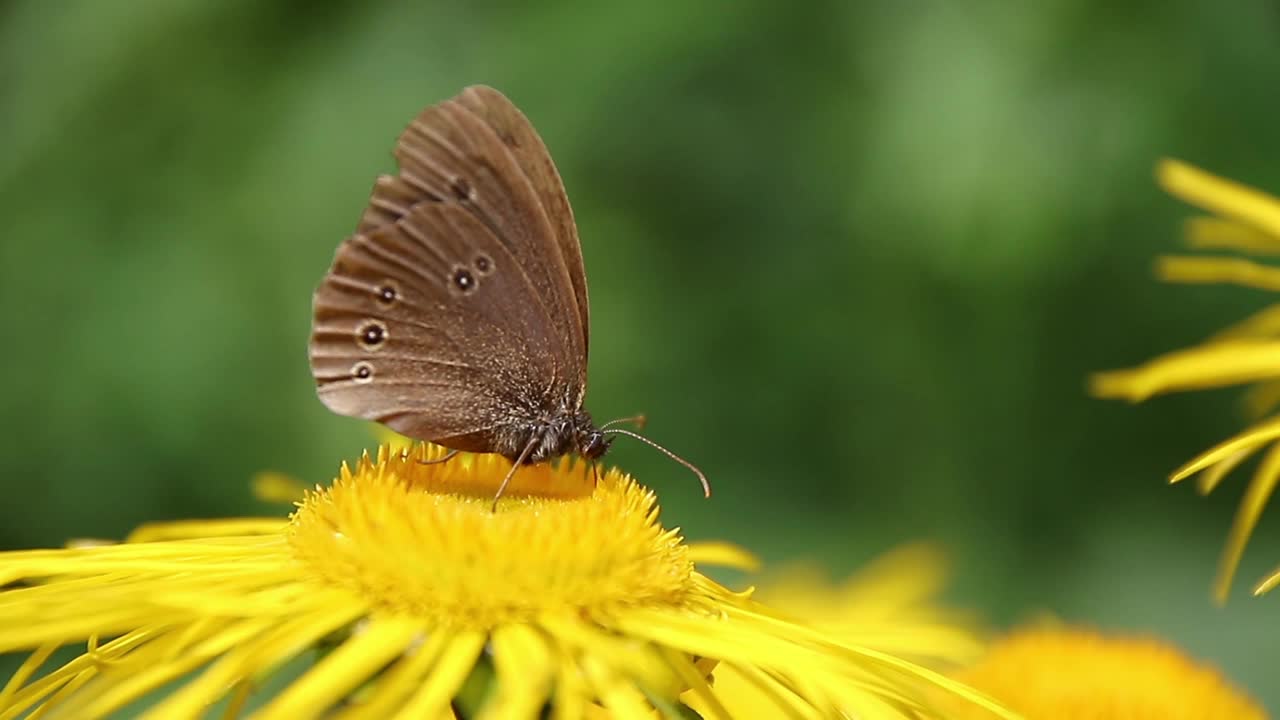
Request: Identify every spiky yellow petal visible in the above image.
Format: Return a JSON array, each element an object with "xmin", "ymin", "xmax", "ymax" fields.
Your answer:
[
  {"xmin": 1157, "ymin": 158, "xmax": 1280, "ymax": 237},
  {"xmin": 1183, "ymin": 216, "xmax": 1280, "ymax": 254}
]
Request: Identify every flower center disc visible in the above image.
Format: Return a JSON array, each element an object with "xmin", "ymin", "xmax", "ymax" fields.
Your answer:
[{"xmin": 287, "ymin": 445, "xmax": 696, "ymax": 628}]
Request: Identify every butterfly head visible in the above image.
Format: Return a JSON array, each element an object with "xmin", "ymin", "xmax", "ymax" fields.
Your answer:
[
  {"xmin": 577, "ymin": 426, "xmax": 612, "ymax": 460},
  {"xmin": 517, "ymin": 411, "xmax": 611, "ymax": 465}
]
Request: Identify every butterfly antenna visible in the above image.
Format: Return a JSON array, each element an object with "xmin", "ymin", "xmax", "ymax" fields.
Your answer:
[
  {"xmin": 602, "ymin": 428, "xmax": 710, "ymax": 498},
  {"xmin": 601, "ymin": 414, "xmax": 647, "ymax": 431},
  {"xmin": 492, "ymin": 438, "xmax": 539, "ymax": 512}
]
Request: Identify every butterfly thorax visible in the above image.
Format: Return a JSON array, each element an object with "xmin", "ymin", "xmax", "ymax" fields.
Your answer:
[{"xmin": 495, "ymin": 409, "xmax": 610, "ymax": 465}]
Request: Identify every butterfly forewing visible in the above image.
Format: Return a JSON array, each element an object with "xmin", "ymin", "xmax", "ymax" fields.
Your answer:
[
  {"xmin": 392, "ymin": 94, "xmax": 584, "ymax": 370},
  {"xmin": 309, "ymin": 86, "xmax": 590, "ymax": 450},
  {"xmin": 455, "ymin": 86, "xmax": 590, "ymax": 361}
]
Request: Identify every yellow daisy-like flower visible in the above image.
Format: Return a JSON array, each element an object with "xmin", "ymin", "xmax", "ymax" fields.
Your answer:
[
  {"xmin": 1091, "ymin": 158, "xmax": 1280, "ymax": 602},
  {"xmin": 0, "ymin": 444, "xmax": 1010, "ymax": 719},
  {"xmin": 935, "ymin": 627, "xmax": 1266, "ymax": 719},
  {"xmin": 712, "ymin": 564, "xmax": 1264, "ymax": 719}
]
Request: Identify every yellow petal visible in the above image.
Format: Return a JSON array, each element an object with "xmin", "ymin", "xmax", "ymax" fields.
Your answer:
[
  {"xmin": 126, "ymin": 519, "xmax": 286, "ymax": 543},
  {"xmin": 482, "ymin": 624, "xmax": 554, "ymax": 720},
  {"xmin": 1251, "ymin": 567, "xmax": 1280, "ymax": 595},
  {"xmin": 1213, "ymin": 440, "xmax": 1280, "ymax": 605},
  {"xmin": 1169, "ymin": 418, "xmax": 1280, "ymax": 484},
  {"xmin": 333, "ymin": 630, "xmax": 452, "ymax": 720},
  {"xmin": 251, "ymin": 471, "xmax": 308, "ymax": 504},
  {"xmin": 1157, "ymin": 158, "xmax": 1280, "ymax": 238},
  {"xmin": 0, "ymin": 642, "xmax": 58, "ymax": 709},
  {"xmin": 391, "ymin": 632, "xmax": 486, "ymax": 720},
  {"xmin": 658, "ymin": 646, "xmax": 731, "ymax": 720},
  {"xmin": 1090, "ymin": 340, "xmax": 1280, "ymax": 402},
  {"xmin": 1208, "ymin": 304, "xmax": 1280, "ymax": 342},
  {"xmin": 1240, "ymin": 379, "xmax": 1280, "ymax": 419},
  {"xmin": 1184, "ymin": 216, "xmax": 1280, "ymax": 254},
  {"xmin": 1195, "ymin": 447, "xmax": 1256, "ymax": 496},
  {"xmin": 686, "ymin": 542, "xmax": 761, "ymax": 572},
  {"xmin": 1156, "ymin": 255, "xmax": 1280, "ymax": 292},
  {"xmin": 252, "ymin": 616, "xmax": 425, "ymax": 719}
]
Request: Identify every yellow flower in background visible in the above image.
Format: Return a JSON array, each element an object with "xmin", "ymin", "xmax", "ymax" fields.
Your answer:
[
  {"xmin": 1092, "ymin": 159, "xmax": 1280, "ymax": 602},
  {"xmin": 711, "ymin": 553, "xmax": 1265, "ymax": 719},
  {"xmin": 693, "ymin": 544, "xmax": 988, "ymax": 719},
  {"xmin": 0, "ymin": 444, "xmax": 1011, "ymax": 720},
  {"xmin": 747, "ymin": 544, "xmax": 983, "ymax": 661},
  {"xmin": 934, "ymin": 626, "xmax": 1266, "ymax": 719}
]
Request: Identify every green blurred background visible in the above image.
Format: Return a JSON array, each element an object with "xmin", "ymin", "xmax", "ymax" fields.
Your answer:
[{"xmin": 3, "ymin": 0, "xmax": 1279, "ymax": 710}]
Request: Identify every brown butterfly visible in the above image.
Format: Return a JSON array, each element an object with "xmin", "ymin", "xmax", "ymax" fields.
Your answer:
[{"xmin": 308, "ymin": 85, "xmax": 709, "ymax": 504}]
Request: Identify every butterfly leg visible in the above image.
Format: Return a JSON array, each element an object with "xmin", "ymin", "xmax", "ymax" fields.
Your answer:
[
  {"xmin": 417, "ymin": 448, "xmax": 460, "ymax": 466},
  {"xmin": 590, "ymin": 460, "xmax": 601, "ymax": 487},
  {"xmin": 491, "ymin": 437, "xmax": 540, "ymax": 512}
]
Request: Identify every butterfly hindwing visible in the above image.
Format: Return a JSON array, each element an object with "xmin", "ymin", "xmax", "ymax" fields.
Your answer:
[{"xmin": 311, "ymin": 201, "xmax": 566, "ymax": 447}]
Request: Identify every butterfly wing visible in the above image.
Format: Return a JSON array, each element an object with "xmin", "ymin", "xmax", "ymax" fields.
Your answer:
[
  {"xmin": 356, "ymin": 86, "xmax": 588, "ymax": 387},
  {"xmin": 454, "ymin": 86, "xmax": 590, "ymax": 358},
  {"xmin": 310, "ymin": 87, "xmax": 589, "ymax": 451}
]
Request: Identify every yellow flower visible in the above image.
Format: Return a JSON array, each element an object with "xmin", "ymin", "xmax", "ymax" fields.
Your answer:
[
  {"xmin": 690, "ymin": 544, "xmax": 989, "ymax": 719},
  {"xmin": 0, "ymin": 444, "xmax": 1010, "ymax": 719},
  {"xmin": 935, "ymin": 627, "xmax": 1266, "ymax": 719},
  {"xmin": 710, "ymin": 556, "xmax": 1264, "ymax": 719},
  {"xmin": 1091, "ymin": 158, "xmax": 1280, "ymax": 602}
]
